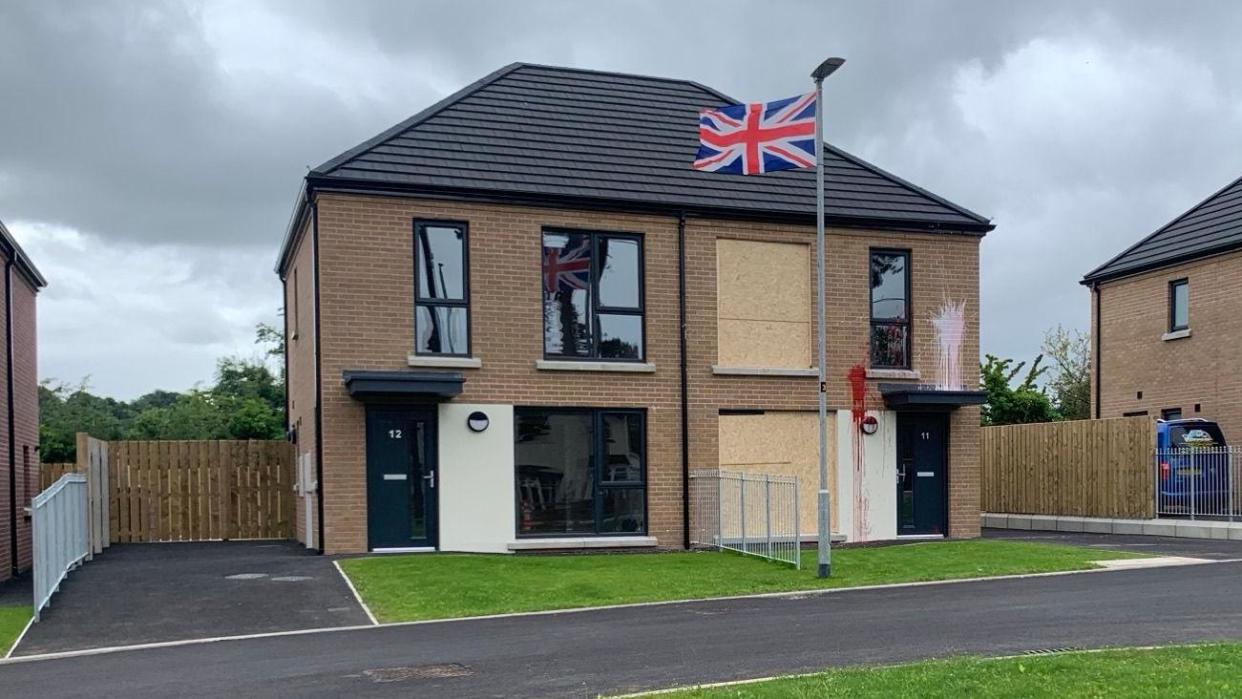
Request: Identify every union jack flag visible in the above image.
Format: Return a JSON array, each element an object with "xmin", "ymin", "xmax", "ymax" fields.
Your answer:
[
  {"xmin": 693, "ymin": 92, "xmax": 817, "ymax": 175},
  {"xmin": 543, "ymin": 236, "xmax": 591, "ymax": 294}
]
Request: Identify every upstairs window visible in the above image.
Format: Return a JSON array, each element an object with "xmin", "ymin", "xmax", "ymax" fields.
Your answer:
[
  {"xmin": 870, "ymin": 249, "xmax": 911, "ymax": 369},
  {"xmin": 1169, "ymin": 279, "xmax": 1189, "ymax": 332},
  {"xmin": 414, "ymin": 221, "xmax": 470, "ymax": 356},
  {"xmin": 542, "ymin": 229, "xmax": 643, "ymax": 360}
]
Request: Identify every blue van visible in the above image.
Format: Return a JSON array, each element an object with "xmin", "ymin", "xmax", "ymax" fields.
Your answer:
[{"xmin": 1155, "ymin": 418, "xmax": 1231, "ymax": 516}]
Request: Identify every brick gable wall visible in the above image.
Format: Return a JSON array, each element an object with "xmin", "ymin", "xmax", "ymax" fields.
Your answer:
[{"xmin": 1093, "ymin": 249, "xmax": 1242, "ymax": 440}]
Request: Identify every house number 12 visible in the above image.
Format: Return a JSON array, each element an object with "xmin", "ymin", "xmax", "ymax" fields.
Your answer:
[{"xmin": 388, "ymin": 429, "xmax": 403, "ymax": 439}]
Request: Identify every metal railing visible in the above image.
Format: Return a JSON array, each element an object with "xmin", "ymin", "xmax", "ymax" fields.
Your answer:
[
  {"xmin": 32, "ymin": 473, "xmax": 90, "ymax": 620},
  {"xmin": 689, "ymin": 469, "xmax": 800, "ymax": 568},
  {"xmin": 1155, "ymin": 446, "xmax": 1240, "ymax": 521}
]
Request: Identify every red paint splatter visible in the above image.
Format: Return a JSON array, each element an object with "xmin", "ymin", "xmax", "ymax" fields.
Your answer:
[
  {"xmin": 846, "ymin": 363, "xmax": 869, "ymax": 541},
  {"xmin": 847, "ymin": 364, "xmax": 867, "ymax": 424}
]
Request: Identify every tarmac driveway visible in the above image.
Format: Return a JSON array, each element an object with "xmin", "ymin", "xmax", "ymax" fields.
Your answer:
[{"xmin": 14, "ymin": 541, "xmax": 370, "ymax": 657}]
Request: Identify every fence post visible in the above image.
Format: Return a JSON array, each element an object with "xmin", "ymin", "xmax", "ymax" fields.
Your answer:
[
  {"xmin": 739, "ymin": 475, "xmax": 747, "ymax": 555},
  {"xmin": 764, "ymin": 475, "xmax": 772, "ymax": 562},
  {"xmin": 716, "ymin": 471, "xmax": 723, "ymax": 549},
  {"xmin": 1230, "ymin": 450, "xmax": 1235, "ymax": 522},
  {"xmin": 1190, "ymin": 450, "xmax": 1197, "ymax": 521},
  {"xmin": 794, "ymin": 476, "xmax": 801, "ymax": 569}
]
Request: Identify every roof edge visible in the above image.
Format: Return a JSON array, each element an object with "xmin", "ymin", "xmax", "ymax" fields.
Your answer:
[
  {"xmin": 1080, "ymin": 237, "xmax": 1242, "ymax": 286},
  {"xmin": 0, "ymin": 218, "xmax": 47, "ymax": 289},
  {"xmin": 304, "ymin": 175, "xmax": 994, "ymax": 235},
  {"xmin": 824, "ymin": 144, "xmax": 991, "ymax": 226},
  {"xmin": 1082, "ymin": 172, "xmax": 1242, "ymax": 283}
]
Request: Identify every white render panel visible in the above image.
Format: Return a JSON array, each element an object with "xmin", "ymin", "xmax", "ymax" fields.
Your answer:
[
  {"xmin": 835, "ymin": 409, "xmax": 898, "ymax": 542},
  {"xmin": 438, "ymin": 403, "xmax": 515, "ymax": 553}
]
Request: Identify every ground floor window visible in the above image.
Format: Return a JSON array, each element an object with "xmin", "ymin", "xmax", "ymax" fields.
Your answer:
[{"xmin": 515, "ymin": 408, "xmax": 646, "ymax": 536}]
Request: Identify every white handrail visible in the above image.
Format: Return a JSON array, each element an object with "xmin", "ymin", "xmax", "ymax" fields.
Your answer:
[{"xmin": 32, "ymin": 473, "xmax": 90, "ymax": 620}]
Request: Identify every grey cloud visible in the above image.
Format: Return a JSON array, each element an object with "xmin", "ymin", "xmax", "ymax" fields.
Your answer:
[{"xmin": 7, "ymin": 0, "xmax": 1242, "ymax": 397}]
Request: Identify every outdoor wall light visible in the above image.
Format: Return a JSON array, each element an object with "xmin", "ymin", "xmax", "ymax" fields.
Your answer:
[
  {"xmin": 859, "ymin": 415, "xmax": 879, "ymax": 436},
  {"xmin": 467, "ymin": 411, "xmax": 490, "ymax": 433}
]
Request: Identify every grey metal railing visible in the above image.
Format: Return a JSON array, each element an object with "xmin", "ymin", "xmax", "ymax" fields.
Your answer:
[
  {"xmin": 1155, "ymin": 446, "xmax": 1240, "ymax": 521},
  {"xmin": 32, "ymin": 473, "xmax": 90, "ymax": 620},
  {"xmin": 689, "ymin": 469, "xmax": 800, "ymax": 568}
]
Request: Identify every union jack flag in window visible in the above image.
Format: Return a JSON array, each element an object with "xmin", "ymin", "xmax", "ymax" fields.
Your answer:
[
  {"xmin": 693, "ymin": 92, "xmax": 817, "ymax": 175},
  {"xmin": 543, "ymin": 235, "xmax": 591, "ymax": 294}
]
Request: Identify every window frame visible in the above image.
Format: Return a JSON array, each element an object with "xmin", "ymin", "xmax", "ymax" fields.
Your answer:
[
  {"xmin": 868, "ymin": 247, "xmax": 913, "ymax": 370},
  {"xmin": 513, "ymin": 407, "xmax": 648, "ymax": 539},
  {"xmin": 1168, "ymin": 278, "xmax": 1189, "ymax": 332},
  {"xmin": 413, "ymin": 219, "xmax": 472, "ymax": 357},
  {"xmin": 541, "ymin": 228, "xmax": 646, "ymax": 362},
  {"xmin": 1161, "ymin": 407, "xmax": 1182, "ymax": 421}
]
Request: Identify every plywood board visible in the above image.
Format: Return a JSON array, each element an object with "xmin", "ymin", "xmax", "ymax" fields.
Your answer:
[{"xmin": 719, "ymin": 411, "xmax": 837, "ymax": 534}]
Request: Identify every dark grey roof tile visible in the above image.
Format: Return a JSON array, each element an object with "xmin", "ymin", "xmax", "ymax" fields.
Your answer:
[{"xmin": 310, "ymin": 63, "xmax": 991, "ymax": 231}]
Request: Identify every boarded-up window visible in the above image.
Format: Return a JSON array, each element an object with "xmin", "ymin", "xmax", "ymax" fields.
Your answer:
[
  {"xmin": 718, "ymin": 411, "xmax": 836, "ymax": 535},
  {"xmin": 716, "ymin": 239, "xmax": 811, "ymax": 368}
]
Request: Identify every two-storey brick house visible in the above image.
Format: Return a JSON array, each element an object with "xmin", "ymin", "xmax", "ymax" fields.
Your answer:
[
  {"xmin": 276, "ymin": 64, "xmax": 992, "ymax": 554},
  {"xmin": 1085, "ymin": 174, "xmax": 1242, "ymax": 439},
  {"xmin": 0, "ymin": 217, "xmax": 45, "ymax": 581}
]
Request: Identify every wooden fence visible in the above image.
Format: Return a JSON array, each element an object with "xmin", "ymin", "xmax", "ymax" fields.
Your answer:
[
  {"xmin": 981, "ymin": 416, "xmax": 1156, "ymax": 519},
  {"xmin": 42, "ymin": 435, "xmax": 295, "ymax": 544},
  {"xmin": 40, "ymin": 463, "xmax": 80, "ymax": 490}
]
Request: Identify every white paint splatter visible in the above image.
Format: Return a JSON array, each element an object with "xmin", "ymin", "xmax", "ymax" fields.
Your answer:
[{"xmin": 931, "ymin": 300, "xmax": 968, "ymax": 390}]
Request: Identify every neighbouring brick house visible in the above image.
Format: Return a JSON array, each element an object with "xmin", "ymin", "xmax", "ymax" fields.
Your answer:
[
  {"xmin": 0, "ymin": 217, "xmax": 45, "ymax": 581},
  {"xmin": 1085, "ymin": 174, "xmax": 1242, "ymax": 440},
  {"xmin": 276, "ymin": 63, "xmax": 993, "ymax": 554}
]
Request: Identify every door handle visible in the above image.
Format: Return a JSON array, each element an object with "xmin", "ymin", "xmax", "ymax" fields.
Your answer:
[{"xmin": 423, "ymin": 471, "xmax": 436, "ymax": 489}]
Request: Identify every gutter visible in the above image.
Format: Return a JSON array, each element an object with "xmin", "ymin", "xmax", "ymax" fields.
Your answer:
[{"xmin": 676, "ymin": 213, "xmax": 690, "ymax": 549}]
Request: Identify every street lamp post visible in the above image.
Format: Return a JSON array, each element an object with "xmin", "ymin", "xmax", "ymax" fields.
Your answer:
[{"xmin": 811, "ymin": 56, "xmax": 845, "ymax": 578}]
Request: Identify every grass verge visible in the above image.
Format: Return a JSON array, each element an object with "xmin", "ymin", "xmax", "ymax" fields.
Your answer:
[
  {"xmin": 645, "ymin": 643, "xmax": 1242, "ymax": 697},
  {"xmin": 0, "ymin": 606, "xmax": 31, "ymax": 656},
  {"xmin": 339, "ymin": 539, "xmax": 1142, "ymax": 623}
]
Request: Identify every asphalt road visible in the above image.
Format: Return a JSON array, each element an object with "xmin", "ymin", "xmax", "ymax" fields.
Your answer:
[{"xmin": 3, "ymin": 560, "xmax": 1242, "ymax": 698}]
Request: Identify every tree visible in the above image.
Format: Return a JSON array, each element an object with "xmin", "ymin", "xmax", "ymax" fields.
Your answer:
[
  {"xmin": 980, "ymin": 354, "xmax": 1057, "ymax": 426},
  {"xmin": 40, "ymin": 325, "xmax": 287, "ymax": 460},
  {"xmin": 1042, "ymin": 325, "xmax": 1091, "ymax": 421}
]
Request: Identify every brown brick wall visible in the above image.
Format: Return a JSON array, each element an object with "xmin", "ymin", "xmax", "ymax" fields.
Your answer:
[
  {"xmin": 685, "ymin": 218, "xmax": 981, "ymax": 540},
  {"xmin": 1094, "ymin": 250, "xmax": 1242, "ymax": 439},
  {"xmin": 285, "ymin": 216, "xmax": 318, "ymax": 547},
  {"xmin": 0, "ymin": 259, "xmax": 39, "ymax": 581},
  {"xmin": 297, "ymin": 191, "xmax": 983, "ymax": 553}
]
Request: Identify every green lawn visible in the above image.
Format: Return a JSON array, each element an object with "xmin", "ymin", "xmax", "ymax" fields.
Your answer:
[
  {"xmin": 339, "ymin": 539, "xmax": 1141, "ymax": 623},
  {"xmin": 650, "ymin": 643, "xmax": 1242, "ymax": 698},
  {"xmin": 0, "ymin": 606, "xmax": 31, "ymax": 656}
]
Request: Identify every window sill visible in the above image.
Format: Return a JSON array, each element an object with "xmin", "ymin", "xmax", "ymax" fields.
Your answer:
[
  {"xmin": 535, "ymin": 360, "xmax": 655, "ymax": 373},
  {"xmin": 866, "ymin": 368, "xmax": 921, "ymax": 380},
  {"xmin": 507, "ymin": 536, "xmax": 658, "ymax": 551},
  {"xmin": 407, "ymin": 355, "xmax": 482, "ymax": 369},
  {"xmin": 1162, "ymin": 329, "xmax": 1191, "ymax": 342},
  {"xmin": 711, "ymin": 365, "xmax": 818, "ymax": 377}
]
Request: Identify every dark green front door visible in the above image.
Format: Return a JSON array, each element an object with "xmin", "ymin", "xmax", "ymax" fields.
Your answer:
[
  {"xmin": 897, "ymin": 413, "xmax": 948, "ymax": 535},
  {"xmin": 366, "ymin": 406, "xmax": 438, "ymax": 550}
]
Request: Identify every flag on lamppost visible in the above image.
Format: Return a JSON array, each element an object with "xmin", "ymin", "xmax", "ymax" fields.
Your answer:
[
  {"xmin": 692, "ymin": 68, "xmax": 840, "ymax": 578},
  {"xmin": 693, "ymin": 92, "xmax": 817, "ymax": 175}
]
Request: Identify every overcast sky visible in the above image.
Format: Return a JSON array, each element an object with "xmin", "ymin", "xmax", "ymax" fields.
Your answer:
[{"xmin": 4, "ymin": 0, "xmax": 1242, "ymax": 399}]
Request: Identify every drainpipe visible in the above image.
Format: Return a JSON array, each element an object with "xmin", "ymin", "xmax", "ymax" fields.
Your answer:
[
  {"xmin": 1093, "ymin": 282, "xmax": 1102, "ymax": 419},
  {"xmin": 4, "ymin": 255, "xmax": 15, "ymax": 576},
  {"xmin": 677, "ymin": 213, "xmax": 690, "ymax": 549},
  {"xmin": 311, "ymin": 195, "xmax": 325, "ymax": 554}
]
